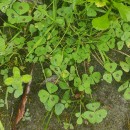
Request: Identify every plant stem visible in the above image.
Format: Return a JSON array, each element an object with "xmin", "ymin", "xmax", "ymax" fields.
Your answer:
[
  {"xmin": 44, "ymin": 111, "xmax": 53, "ymax": 130},
  {"xmin": 113, "ymin": 49, "xmax": 130, "ymax": 58}
]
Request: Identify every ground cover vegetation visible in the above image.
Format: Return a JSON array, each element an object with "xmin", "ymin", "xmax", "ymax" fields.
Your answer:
[{"xmin": 0, "ymin": 0, "xmax": 130, "ymax": 129}]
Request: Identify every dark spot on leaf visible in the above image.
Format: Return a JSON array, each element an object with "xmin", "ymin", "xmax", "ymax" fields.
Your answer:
[
  {"xmin": 98, "ymin": 114, "xmax": 102, "ymax": 117},
  {"xmin": 109, "ymin": 65, "xmax": 112, "ymax": 69},
  {"xmin": 55, "ymin": 68, "xmax": 58, "ymax": 71},
  {"xmin": 22, "ymin": 18, "xmax": 26, "ymax": 21},
  {"xmin": 89, "ymin": 114, "xmax": 93, "ymax": 118},
  {"xmin": 116, "ymin": 74, "xmax": 119, "ymax": 77},
  {"xmin": 19, "ymin": 6, "xmax": 23, "ymax": 10},
  {"xmin": 11, "ymin": 13, "xmax": 15, "ymax": 18},
  {"xmin": 60, "ymin": 10, "xmax": 64, "ymax": 14},
  {"xmin": 51, "ymin": 97, "xmax": 54, "ymax": 101}
]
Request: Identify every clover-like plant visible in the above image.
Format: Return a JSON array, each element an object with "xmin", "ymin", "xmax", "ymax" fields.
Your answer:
[
  {"xmin": 50, "ymin": 53, "xmax": 70, "ymax": 78},
  {"xmin": 4, "ymin": 67, "xmax": 32, "ymax": 98},
  {"xmin": 74, "ymin": 67, "xmax": 101, "ymax": 94},
  {"xmin": 38, "ymin": 82, "xmax": 59, "ymax": 111},
  {"xmin": 82, "ymin": 102, "xmax": 107, "ymax": 124},
  {"xmin": 103, "ymin": 62, "xmax": 123, "ymax": 83},
  {"xmin": 75, "ymin": 102, "xmax": 107, "ymax": 125},
  {"xmin": 6, "ymin": 2, "xmax": 32, "ymax": 24},
  {"xmin": 0, "ymin": 0, "xmax": 130, "ymax": 128}
]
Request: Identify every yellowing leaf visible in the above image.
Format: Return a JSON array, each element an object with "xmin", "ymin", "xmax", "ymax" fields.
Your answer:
[
  {"xmin": 21, "ymin": 75, "xmax": 32, "ymax": 83},
  {"xmin": 4, "ymin": 77, "xmax": 13, "ymax": 85},
  {"xmin": 95, "ymin": 2, "xmax": 107, "ymax": 7}
]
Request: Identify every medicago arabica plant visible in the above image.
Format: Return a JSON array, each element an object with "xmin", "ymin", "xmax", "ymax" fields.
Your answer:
[{"xmin": 0, "ymin": 0, "xmax": 130, "ymax": 129}]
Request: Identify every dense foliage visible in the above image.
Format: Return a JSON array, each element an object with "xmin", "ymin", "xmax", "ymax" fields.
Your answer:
[{"xmin": 0, "ymin": 0, "xmax": 130, "ymax": 129}]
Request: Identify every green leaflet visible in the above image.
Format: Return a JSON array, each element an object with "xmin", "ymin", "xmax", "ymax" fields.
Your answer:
[
  {"xmin": 0, "ymin": 121, "xmax": 4, "ymax": 130},
  {"xmin": 118, "ymin": 81, "xmax": 129, "ymax": 92},
  {"xmin": 13, "ymin": 2, "xmax": 30, "ymax": 15},
  {"xmin": 113, "ymin": 1, "xmax": 130, "ymax": 21},
  {"xmin": 124, "ymin": 87, "xmax": 130, "ymax": 100},
  {"xmin": 55, "ymin": 103, "xmax": 65, "ymax": 115},
  {"xmin": 86, "ymin": 102, "xmax": 100, "ymax": 111},
  {"xmin": 104, "ymin": 62, "xmax": 117, "ymax": 73},
  {"xmin": 92, "ymin": 10, "xmax": 110, "ymax": 30},
  {"xmin": 103, "ymin": 73, "xmax": 112, "ymax": 83}
]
